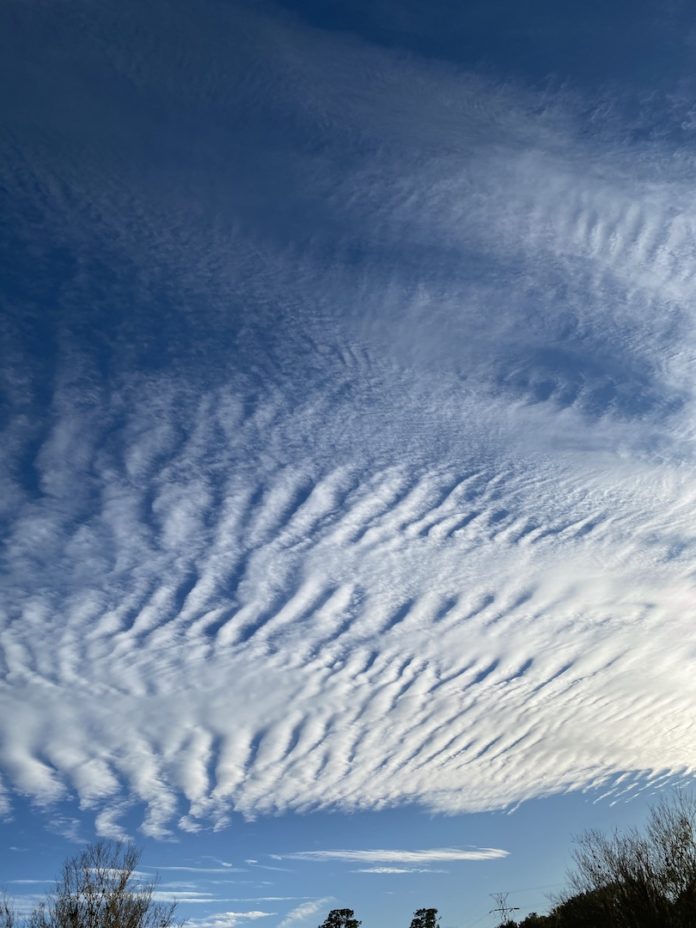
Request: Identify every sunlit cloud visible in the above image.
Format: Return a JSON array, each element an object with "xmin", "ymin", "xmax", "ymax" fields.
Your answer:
[
  {"xmin": 277, "ymin": 899, "xmax": 333, "ymax": 928},
  {"xmin": 151, "ymin": 867, "xmax": 247, "ymax": 874},
  {"xmin": 281, "ymin": 848, "xmax": 507, "ymax": 864},
  {"xmin": 1, "ymin": 0, "xmax": 695, "ymax": 843},
  {"xmin": 352, "ymin": 868, "xmax": 448, "ymax": 875},
  {"xmin": 7, "ymin": 881, "xmax": 53, "ymax": 886},
  {"xmin": 185, "ymin": 912, "xmax": 276, "ymax": 928}
]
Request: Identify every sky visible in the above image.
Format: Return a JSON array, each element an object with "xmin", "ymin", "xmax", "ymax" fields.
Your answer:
[{"xmin": 1, "ymin": 0, "xmax": 696, "ymax": 926}]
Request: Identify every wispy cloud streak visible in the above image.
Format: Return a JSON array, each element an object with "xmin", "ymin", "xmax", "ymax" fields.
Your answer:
[
  {"xmin": 352, "ymin": 868, "xmax": 447, "ymax": 875},
  {"xmin": 277, "ymin": 899, "xmax": 333, "ymax": 928},
  {"xmin": 282, "ymin": 849, "xmax": 507, "ymax": 863},
  {"xmin": 184, "ymin": 913, "xmax": 276, "ymax": 928}
]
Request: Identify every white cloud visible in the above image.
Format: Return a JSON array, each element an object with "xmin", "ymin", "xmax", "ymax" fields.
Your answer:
[
  {"xmin": 277, "ymin": 899, "xmax": 333, "ymax": 928},
  {"xmin": 151, "ymin": 893, "xmax": 220, "ymax": 904},
  {"xmin": 7, "ymin": 881, "xmax": 53, "ymax": 886},
  {"xmin": 151, "ymin": 895, "xmax": 281, "ymax": 906},
  {"xmin": 282, "ymin": 848, "xmax": 506, "ymax": 864},
  {"xmin": 216, "ymin": 900, "xmax": 309, "ymax": 904},
  {"xmin": 352, "ymin": 868, "xmax": 447, "ymax": 875},
  {"xmin": 185, "ymin": 912, "xmax": 276, "ymax": 928},
  {"xmin": 152, "ymin": 867, "xmax": 247, "ymax": 874},
  {"xmin": 1, "ymin": 0, "xmax": 696, "ymax": 841},
  {"xmin": 6, "ymin": 898, "xmax": 45, "ymax": 919}
]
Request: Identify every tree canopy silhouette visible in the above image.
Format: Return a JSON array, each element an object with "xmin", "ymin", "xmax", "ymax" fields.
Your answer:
[
  {"xmin": 561, "ymin": 793, "xmax": 696, "ymax": 928},
  {"xmin": 502, "ymin": 794, "xmax": 696, "ymax": 927},
  {"xmin": 317, "ymin": 910, "xmax": 361, "ymax": 928},
  {"xmin": 408, "ymin": 910, "xmax": 438, "ymax": 928}
]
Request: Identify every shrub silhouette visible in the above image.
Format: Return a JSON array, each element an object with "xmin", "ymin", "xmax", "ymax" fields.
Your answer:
[{"xmin": 3, "ymin": 842, "xmax": 178, "ymax": 928}]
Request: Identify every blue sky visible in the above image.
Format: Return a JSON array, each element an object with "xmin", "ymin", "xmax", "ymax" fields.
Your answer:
[{"xmin": 1, "ymin": 0, "xmax": 696, "ymax": 926}]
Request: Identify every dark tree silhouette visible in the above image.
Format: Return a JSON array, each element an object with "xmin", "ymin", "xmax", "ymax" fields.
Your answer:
[
  {"xmin": 408, "ymin": 910, "xmax": 438, "ymax": 928},
  {"xmin": 547, "ymin": 887, "xmax": 616, "ymax": 927},
  {"xmin": 317, "ymin": 910, "xmax": 361, "ymax": 928},
  {"xmin": 517, "ymin": 915, "xmax": 552, "ymax": 928},
  {"xmin": 487, "ymin": 797, "xmax": 696, "ymax": 928},
  {"xmin": 562, "ymin": 794, "xmax": 696, "ymax": 928}
]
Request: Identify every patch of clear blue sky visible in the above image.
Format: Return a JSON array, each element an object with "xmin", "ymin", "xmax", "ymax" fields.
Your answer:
[
  {"xmin": 274, "ymin": 0, "xmax": 693, "ymax": 95},
  {"xmin": 0, "ymin": 787, "xmax": 681, "ymax": 926}
]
